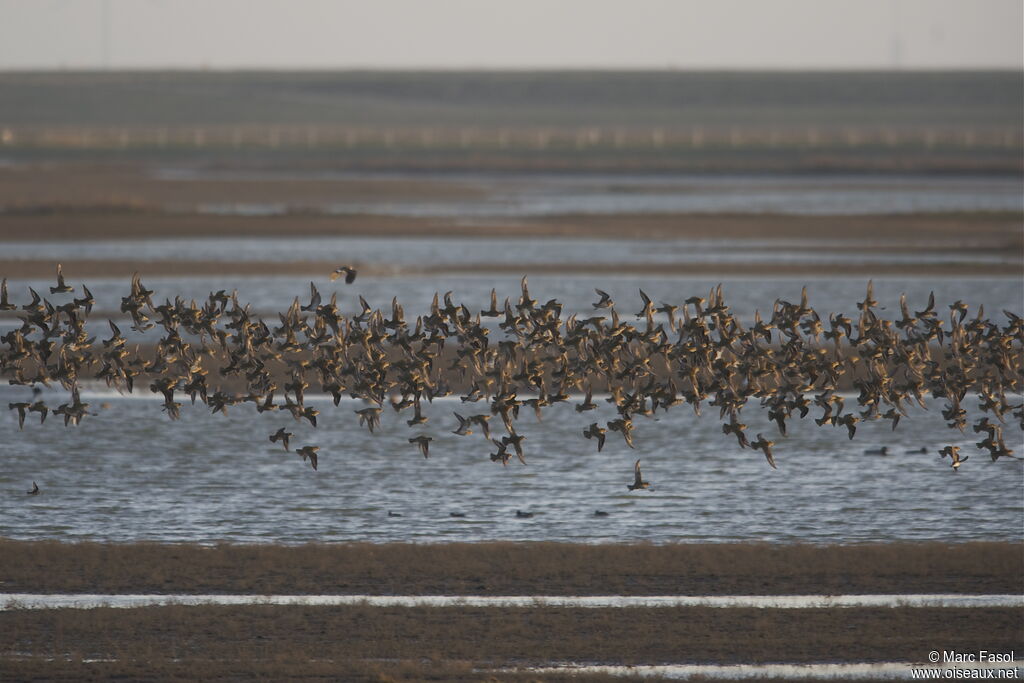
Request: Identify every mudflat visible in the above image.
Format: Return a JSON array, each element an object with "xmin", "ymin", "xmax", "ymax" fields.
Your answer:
[
  {"xmin": 1, "ymin": 604, "xmax": 1020, "ymax": 681},
  {"xmin": 1, "ymin": 540, "xmax": 1019, "ymax": 595},
  {"xmin": 2, "ymin": 541, "xmax": 1021, "ymax": 680}
]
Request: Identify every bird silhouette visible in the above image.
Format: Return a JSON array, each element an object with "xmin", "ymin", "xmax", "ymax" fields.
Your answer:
[
  {"xmin": 627, "ymin": 459, "xmax": 651, "ymax": 491},
  {"xmin": 330, "ymin": 266, "xmax": 357, "ymax": 284}
]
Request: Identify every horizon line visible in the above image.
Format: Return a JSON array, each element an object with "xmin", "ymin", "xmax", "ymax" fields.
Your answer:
[{"xmin": 1, "ymin": 65, "xmax": 1022, "ymax": 74}]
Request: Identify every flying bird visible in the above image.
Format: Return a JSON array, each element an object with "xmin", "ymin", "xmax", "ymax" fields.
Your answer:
[
  {"xmin": 627, "ymin": 459, "xmax": 651, "ymax": 491},
  {"xmin": 330, "ymin": 266, "xmax": 358, "ymax": 284},
  {"xmin": 409, "ymin": 434, "xmax": 432, "ymax": 458},
  {"xmin": 269, "ymin": 427, "xmax": 293, "ymax": 452},
  {"xmin": 583, "ymin": 422, "xmax": 606, "ymax": 452},
  {"xmin": 295, "ymin": 445, "xmax": 320, "ymax": 470},
  {"xmin": 50, "ymin": 263, "xmax": 74, "ymax": 294}
]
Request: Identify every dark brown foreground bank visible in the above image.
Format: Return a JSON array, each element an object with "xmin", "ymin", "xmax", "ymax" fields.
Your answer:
[
  {"xmin": 2, "ymin": 540, "xmax": 1020, "ymax": 595},
  {"xmin": 1, "ymin": 605, "xmax": 1021, "ymax": 681}
]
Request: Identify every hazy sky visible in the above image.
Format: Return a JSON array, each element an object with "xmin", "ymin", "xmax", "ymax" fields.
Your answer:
[{"xmin": 0, "ymin": 0, "xmax": 1020, "ymax": 70}]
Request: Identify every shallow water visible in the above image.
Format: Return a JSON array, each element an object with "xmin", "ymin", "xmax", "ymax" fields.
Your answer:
[
  {"xmin": 157, "ymin": 171, "xmax": 1024, "ymax": 216},
  {"xmin": 1, "ymin": 385, "xmax": 1021, "ymax": 545},
  {"xmin": 2, "ymin": 235, "xmax": 1017, "ymax": 268},
  {"xmin": 3, "ymin": 593, "xmax": 1021, "ymax": 611}
]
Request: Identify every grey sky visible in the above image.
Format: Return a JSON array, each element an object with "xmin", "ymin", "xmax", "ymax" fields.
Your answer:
[{"xmin": 0, "ymin": 0, "xmax": 1020, "ymax": 70}]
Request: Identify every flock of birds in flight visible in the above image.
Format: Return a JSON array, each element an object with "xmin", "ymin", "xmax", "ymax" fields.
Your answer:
[{"xmin": 2, "ymin": 264, "xmax": 1022, "ymax": 496}]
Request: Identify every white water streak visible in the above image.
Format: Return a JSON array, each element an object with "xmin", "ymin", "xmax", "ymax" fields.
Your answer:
[{"xmin": 2, "ymin": 593, "xmax": 1021, "ymax": 611}]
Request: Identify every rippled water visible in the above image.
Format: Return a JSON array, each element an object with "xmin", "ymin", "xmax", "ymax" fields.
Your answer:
[{"xmin": 2, "ymin": 385, "xmax": 1021, "ymax": 544}]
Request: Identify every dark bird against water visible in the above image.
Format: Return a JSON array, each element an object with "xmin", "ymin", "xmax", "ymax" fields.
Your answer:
[
  {"xmin": 627, "ymin": 459, "xmax": 651, "ymax": 491},
  {"xmin": 939, "ymin": 445, "xmax": 968, "ymax": 472},
  {"xmin": 330, "ymin": 266, "xmax": 358, "ymax": 284},
  {"xmin": 295, "ymin": 445, "xmax": 319, "ymax": 470},
  {"xmin": 583, "ymin": 422, "xmax": 606, "ymax": 452},
  {"xmin": 750, "ymin": 434, "xmax": 777, "ymax": 469},
  {"xmin": 409, "ymin": 434, "xmax": 432, "ymax": 458},
  {"xmin": 269, "ymin": 427, "xmax": 293, "ymax": 451},
  {"xmin": 50, "ymin": 264, "xmax": 74, "ymax": 295}
]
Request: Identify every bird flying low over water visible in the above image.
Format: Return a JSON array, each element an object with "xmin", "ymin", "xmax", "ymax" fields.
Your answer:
[
  {"xmin": 27, "ymin": 481, "xmax": 39, "ymax": 495},
  {"xmin": 939, "ymin": 445, "xmax": 968, "ymax": 472},
  {"xmin": 9, "ymin": 402, "xmax": 29, "ymax": 429},
  {"xmin": 0, "ymin": 272, "xmax": 1019, "ymax": 485},
  {"xmin": 583, "ymin": 422, "xmax": 606, "ymax": 452},
  {"xmin": 452, "ymin": 412, "xmax": 473, "ymax": 436},
  {"xmin": 750, "ymin": 433, "xmax": 777, "ymax": 469},
  {"xmin": 0, "ymin": 278, "xmax": 15, "ymax": 311},
  {"xmin": 628, "ymin": 459, "xmax": 651, "ymax": 491},
  {"xmin": 295, "ymin": 445, "xmax": 319, "ymax": 470},
  {"xmin": 330, "ymin": 266, "xmax": 357, "ymax": 284},
  {"xmin": 50, "ymin": 263, "xmax": 74, "ymax": 295},
  {"xmin": 270, "ymin": 427, "xmax": 293, "ymax": 452},
  {"xmin": 409, "ymin": 434, "xmax": 432, "ymax": 458},
  {"xmin": 593, "ymin": 288, "xmax": 614, "ymax": 309}
]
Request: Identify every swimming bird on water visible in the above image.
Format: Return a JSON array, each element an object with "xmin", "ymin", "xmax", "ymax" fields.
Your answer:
[
  {"xmin": 27, "ymin": 481, "xmax": 39, "ymax": 495},
  {"xmin": 515, "ymin": 509, "xmax": 534, "ymax": 518},
  {"xmin": 594, "ymin": 510, "xmax": 609, "ymax": 517},
  {"xmin": 864, "ymin": 446, "xmax": 888, "ymax": 456},
  {"xmin": 330, "ymin": 266, "xmax": 357, "ymax": 284},
  {"xmin": 627, "ymin": 459, "xmax": 651, "ymax": 491}
]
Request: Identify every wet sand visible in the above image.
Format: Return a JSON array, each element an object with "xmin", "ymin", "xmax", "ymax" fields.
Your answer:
[
  {"xmin": 1, "ymin": 162, "xmax": 1020, "ymax": 279},
  {"xmin": 2, "ymin": 205, "xmax": 1020, "ymax": 244},
  {"xmin": 0, "ymin": 210, "xmax": 1019, "ymax": 279},
  {"xmin": 2, "ymin": 540, "xmax": 1019, "ymax": 595},
  {"xmin": 2, "ymin": 604, "xmax": 1020, "ymax": 680},
  {"xmin": 2, "ymin": 542, "xmax": 1020, "ymax": 680}
]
